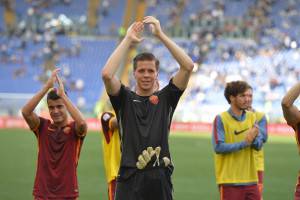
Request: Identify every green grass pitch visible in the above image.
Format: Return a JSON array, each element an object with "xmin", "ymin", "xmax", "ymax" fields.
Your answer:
[{"xmin": 0, "ymin": 129, "xmax": 298, "ymax": 199}]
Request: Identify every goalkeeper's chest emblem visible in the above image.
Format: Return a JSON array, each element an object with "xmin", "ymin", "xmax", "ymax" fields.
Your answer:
[
  {"xmin": 234, "ymin": 128, "xmax": 249, "ymax": 135},
  {"xmin": 149, "ymin": 95, "xmax": 159, "ymax": 105}
]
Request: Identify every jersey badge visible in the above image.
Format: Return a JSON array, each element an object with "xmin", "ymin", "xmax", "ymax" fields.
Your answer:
[{"xmin": 149, "ymin": 95, "xmax": 159, "ymax": 105}]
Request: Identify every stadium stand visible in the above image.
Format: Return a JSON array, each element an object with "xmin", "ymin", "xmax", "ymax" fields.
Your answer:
[{"xmin": 1, "ymin": 0, "xmax": 300, "ymax": 122}]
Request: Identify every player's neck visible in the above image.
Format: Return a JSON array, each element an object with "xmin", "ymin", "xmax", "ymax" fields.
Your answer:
[
  {"xmin": 136, "ymin": 88, "xmax": 154, "ymax": 96},
  {"xmin": 53, "ymin": 119, "xmax": 68, "ymax": 128},
  {"xmin": 247, "ymin": 106, "xmax": 254, "ymax": 112},
  {"xmin": 230, "ymin": 105, "xmax": 243, "ymax": 117}
]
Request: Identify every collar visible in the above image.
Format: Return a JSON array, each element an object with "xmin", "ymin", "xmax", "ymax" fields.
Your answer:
[
  {"xmin": 228, "ymin": 108, "xmax": 246, "ymax": 121},
  {"xmin": 48, "ymin": 122, "xmax": 69, "ymax": 131}
]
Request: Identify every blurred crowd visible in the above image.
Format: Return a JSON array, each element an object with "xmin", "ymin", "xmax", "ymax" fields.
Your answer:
[
  {"xmin": 1, "ymin": 0, "xmax": 300, "ymax": 122},
  {"xmin": 138, "ymin": 0, "xmax": 300, "ymax": 122}
]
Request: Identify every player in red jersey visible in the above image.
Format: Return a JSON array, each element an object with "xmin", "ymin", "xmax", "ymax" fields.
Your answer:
[
  {"xmin": 282, "ymin": 82, "xmax": 300, "ymax": 200},
  {"xmin": 21, "ymin": 68, "xmax": 87, "ymax": 200}
]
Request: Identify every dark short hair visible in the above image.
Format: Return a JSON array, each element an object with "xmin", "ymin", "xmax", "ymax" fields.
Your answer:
[
  {"xmin": 46, "ymin": 88, "xmax": 67, "ymax": 102},
  {"xmin": 224, "ymin": 81, "xmax": 251, "ymax": 104},
  {"xmin": 133, "ymin": 52, "xmax": 159, "ymax": 71}
]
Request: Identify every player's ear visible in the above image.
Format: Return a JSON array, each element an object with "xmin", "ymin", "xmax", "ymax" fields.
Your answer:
[{"xmin": 229, "ymin": 95, "xmax": 234, "ymax": 104}]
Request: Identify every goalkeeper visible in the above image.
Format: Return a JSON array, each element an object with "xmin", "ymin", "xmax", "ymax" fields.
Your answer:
[{"xmin": 101, "ymin": 16, "xmax": 194, "ymax": 200}]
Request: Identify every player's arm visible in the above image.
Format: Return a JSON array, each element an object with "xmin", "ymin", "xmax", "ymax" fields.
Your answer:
[
  {"xmin": 21, "ymin": 69, "xmax": 59, "ymax": 130},
  {"xmin": 212, "ymin": 115, "xmax": 249, "ymax": 154},
  {"xmin": 101, "ymin": 21, "xmax": 144, "ymax": 96},
  {"xmin": 56, "ymin": 74, "xmax": 87, "ymax": 137},
  {"xmin": 250, "ymin": 115, "xmax": 268, "ymax": 150},
  {"xmin": 250, "ymin": 127, "xmax": 263, "ymax": 150},
  {"xmin": 281, "ymin": 82, "xmax": 300, "ymax": 126},
  {"xmin": 257, "ymin": 115, "xmax": 268, "ymax": 142},
  {"xmin": 143, "ymin": 16, "xmax": 194, "ymax": 90}
]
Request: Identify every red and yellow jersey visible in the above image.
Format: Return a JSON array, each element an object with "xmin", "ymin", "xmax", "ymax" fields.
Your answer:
[
  {"xmin": 32, "ymin": 117, "xmax": 84, "ymax": 198},
  {"xmin": 100, "ymin": 112, "xmax": 121, "ymax": 183},
  {"xmin": 214, "ymin": 111, "xmax": 258, "ymax": 184}
]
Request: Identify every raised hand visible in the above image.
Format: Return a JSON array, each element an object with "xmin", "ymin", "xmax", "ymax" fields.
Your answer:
[
  {"xmin": 55, "ymin": 69, "xmax": 66, "ymax": 97},
  {"xmin": 45, "ymin": 68, "xmax": 60, "ymax": 89},
  {"xmin": 143, "ymin": 16, "xmax": 162, "ymax": 37},
  {"xmin": 126, "ymin": 21, "xmax": 144, "ymax": 43}
]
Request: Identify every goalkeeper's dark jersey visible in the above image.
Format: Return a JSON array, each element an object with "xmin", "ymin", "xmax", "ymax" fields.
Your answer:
[{"xmin": 109, "ymin": 79, "xmax": 183, "ymax": 168}]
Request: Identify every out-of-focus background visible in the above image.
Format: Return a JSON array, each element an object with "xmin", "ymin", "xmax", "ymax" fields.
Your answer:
[{"xmin": 0, "ymin": 0, "xmax": 299, "ymax": 199}]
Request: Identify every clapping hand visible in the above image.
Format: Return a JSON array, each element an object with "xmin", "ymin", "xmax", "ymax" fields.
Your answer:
[
  {"xmin": 143, "ymin": 16, "xmax": 163, "ymax": 37},
  {"xmin": 126, "ymin": 21, "xmax": 144, "ymax": 44}
]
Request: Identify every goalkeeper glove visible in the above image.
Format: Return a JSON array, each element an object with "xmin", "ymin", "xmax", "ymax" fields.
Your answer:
[{"xmin": 136, "ymin": 146, "xmax": 156, "ymax": 169}]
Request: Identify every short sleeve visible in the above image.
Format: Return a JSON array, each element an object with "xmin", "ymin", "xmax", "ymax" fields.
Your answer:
[
  {"xmin": 165, "ymin": 79, "xmax": 184, "ymax": 109},
  {"xmin": 108, "ymin": 84, "xmax": 129, "ymax": 114}
]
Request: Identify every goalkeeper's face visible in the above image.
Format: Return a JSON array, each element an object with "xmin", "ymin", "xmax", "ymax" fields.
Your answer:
[{"xmin": 134, "ymin": 60, "xmax": 158, "ymax": 94}]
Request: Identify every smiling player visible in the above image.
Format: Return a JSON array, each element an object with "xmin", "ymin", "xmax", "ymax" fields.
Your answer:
[
  {"xmin": 21, "ymin": 68, "xmax": 87, "ymax": 200},
  {"xmin": 212, "ymin": 80, "xmax": 265, "ymax": 200}
]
